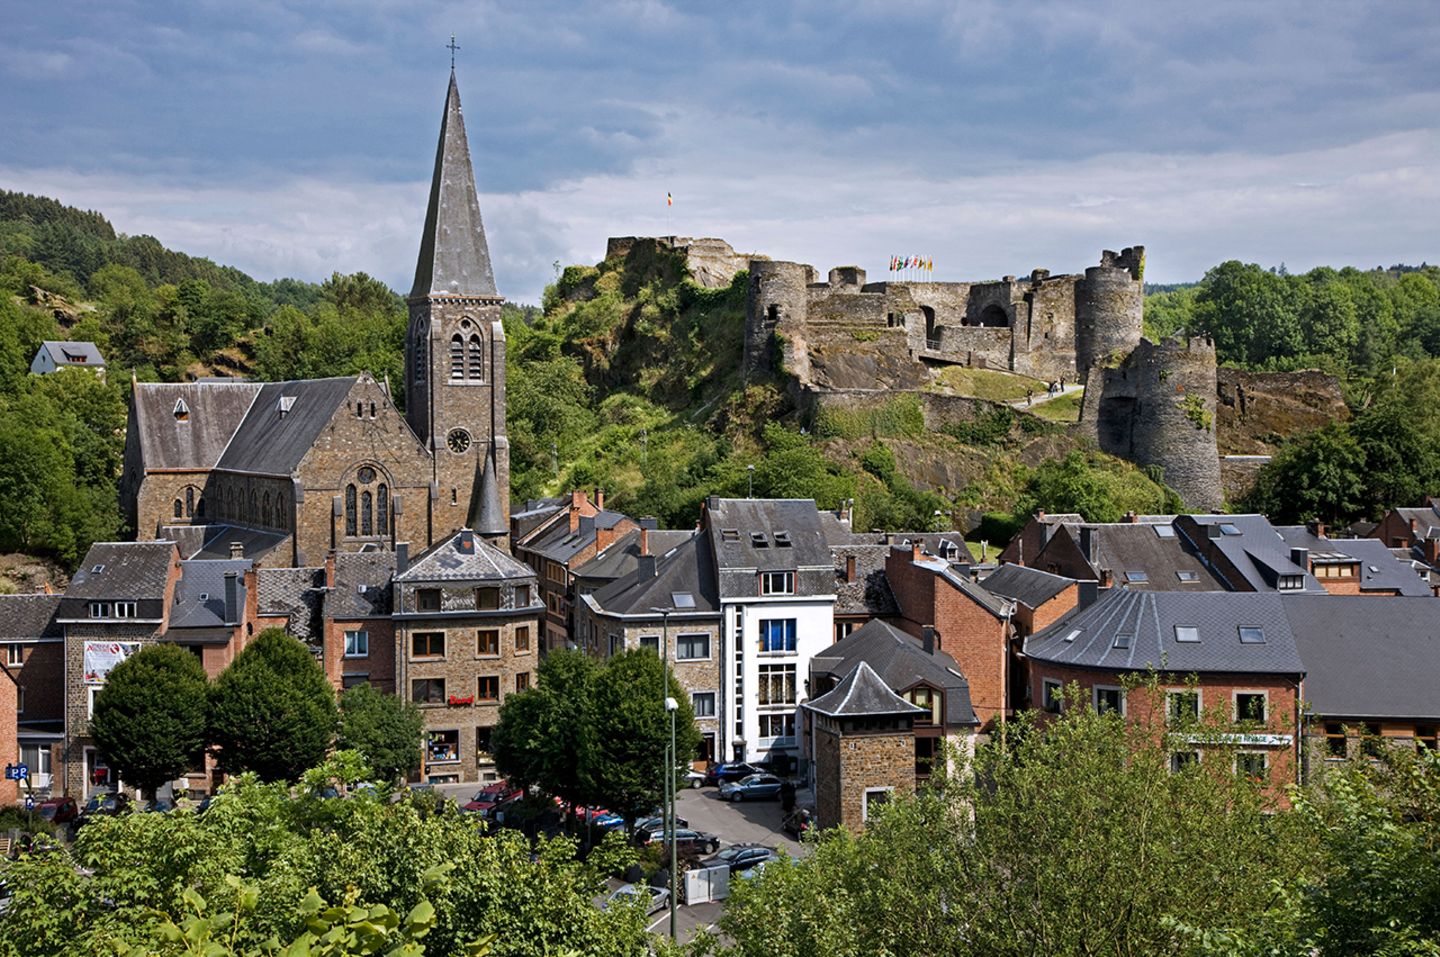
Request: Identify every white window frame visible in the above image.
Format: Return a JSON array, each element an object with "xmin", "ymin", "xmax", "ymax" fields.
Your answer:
[
  {"xmin": 758, "ymin": 663, "xmax": 797, "ymax": 707},
  {"xmin": 114, "ymin": 601, "xmax": 137, "ymax": 618},
  {"xmin": 1093, "ymin": 684, "xmax": 1125, "ymax": 715},
  {"xmin": 676, "ymin": 632, "xmax": 711, "ymax": 661},
  {"xmin": 760, "ymin": 571, "xmax": 796, "ymax": 596},
  {"xmin": 862, "ymin": 786, "xmax": 895, "ymax": 823},
  {"xmin": 4, "ymin": 644, "xmax": 22, "ymax": 667},
  {"xmin": 88, "ymin": 602, "xmax": 111, "ymax": 619},
  {"xmin": 88, "ymin": 686, "xmax": 102, "ymax": 718},
  {"xmin": 757, "ymin": 712, "xmax": 796, "ymax": 741},
  {"xmin": 343, "ymin": 629, "xmax": 369, "ymax": 658},
  {"xmin": 1042, "ymin": 678, "xmax": 1063, "ymax": 714},
  {"xmin": 1165, "ymin": 688, "xmax": 1202, "ymax": 724},
  {"xmin": 1169, "ymin": 750, "xmax": 1201, "ymax": 773},
  {"xmin": 1234, "ymin": 750, "xmax": 1268, "ymax": 779},
  {"xmin": 1233, "ymin": 690, "xmax": 1269, "ymax": 724},
  {"xmin": 691, "ymin": 691, "xmax": 716, "ymax": 718}
]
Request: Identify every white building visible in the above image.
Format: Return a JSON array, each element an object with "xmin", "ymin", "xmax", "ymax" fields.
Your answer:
[{"xmin": 30, "ymin": 340, "xmax": 107, "ymax": 376}]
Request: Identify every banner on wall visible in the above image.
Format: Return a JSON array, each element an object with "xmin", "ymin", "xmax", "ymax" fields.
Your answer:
[{"xmin": 83, "ymin": 641, "xmax": 140, "ymax": 685}]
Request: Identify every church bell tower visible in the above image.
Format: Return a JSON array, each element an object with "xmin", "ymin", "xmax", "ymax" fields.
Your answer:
[{"xmin": 406, "ymin": 68, "xmax": 509, "ymax": 542}]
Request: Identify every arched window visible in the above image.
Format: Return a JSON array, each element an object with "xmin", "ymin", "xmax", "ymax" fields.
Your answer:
[
  {"xmin": 225, "ymin": 486, "xmax": 234, "ymax": 520},
  {"xmin": 356, "ymin": 402, "xmax": 363, "ymax": 418},
  {"xmin": 361, "ymin": 491, "xmax": 374, "ymax": 536},
  {"xmin": 369, "ymin": 401, "xmax": 376, "ymax": 418},
  {"xmin": 185, "ymin": 486, "xmax": 195, "ymax": 518},
  {"xmin": 262, "ymin": 491, "xmax": 271, "ymax": 528},
  {"xmin": 195, "ymin": 494, "xmax": 205, "ymax": 519},
  {"xmin": 450, "ymin": 334, "xmax": 465, "ymax": 379},
  {"xmin": 413, "ymin": 326, "xmax": 427, "ymax": 383},
  {"xmin": 377, "ymin": 484, "xmax": 389, "ymax": 536},
  {"xmin": 173, "ymin": 499, "xmax": 183, "ymax": 519},
  {"xmin": 248, "ymin": 490, "xmax": 258, "ymax": 524},
  {"xmin": 345, "ymin": 484, "xmax": 357, "ymax": 537},
  {"xmin": 467, "ymin": 334, "xmax": 484, "ymax": 380}
]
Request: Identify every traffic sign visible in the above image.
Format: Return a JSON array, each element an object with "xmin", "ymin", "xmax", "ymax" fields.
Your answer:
[{"xmin": 23, "ymin": 794, "xmax": 34, "ymax": 810}]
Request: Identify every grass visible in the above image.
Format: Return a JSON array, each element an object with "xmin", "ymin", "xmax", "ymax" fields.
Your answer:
[
  {"xmin": 1030, "ymin": 389, "xmax": 1084, "ymax": 423},
  {"xmin": 928, "ymin": 367, "xmax": 1045, "ymax": 403}
]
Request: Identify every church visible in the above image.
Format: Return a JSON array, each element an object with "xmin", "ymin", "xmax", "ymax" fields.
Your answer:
[{"xmin": 120, "ymin": 69, "xmax": 511, "ymax": 564}]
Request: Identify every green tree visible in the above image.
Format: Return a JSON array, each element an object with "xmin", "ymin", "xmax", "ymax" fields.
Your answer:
[
  {"xmin": 1016, "ymin": 450, "xmax": 1179, "ymax": 523},
  {"xmin": 1351, "ymin": 360, "xmax": 1440, "ymax": 511},
  {"xmin": 337, "ymin": 683, "xmax": 425, "ymax": 783},
  {"xmin": 90, "ymin": 643, "xmax": 209, "ymax": 800},
  {"xmin": 209, "ymin": 629, "xmax": 337, "ymax": 782},
  {"xmin": 1192, "ymin": 261, "xmax": 1302, "ymax": 366},
  {"xmin": 1242, "ymin": 423, "xmax": 1368, "ymax": 524},
  {"xmin": 492, "ymin": 649, "xmax": 598, "ymax": 823}
]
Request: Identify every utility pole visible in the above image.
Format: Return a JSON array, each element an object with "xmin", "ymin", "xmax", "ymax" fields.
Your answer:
[{"xmin": 665, "ymin": 695, "xmax": 679, "ymax": 940}]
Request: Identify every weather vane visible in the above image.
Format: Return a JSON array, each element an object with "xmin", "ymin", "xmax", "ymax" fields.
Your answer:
[{"xmin": 447, "ymin": 34, "xmax": 460, "ymax": 69}]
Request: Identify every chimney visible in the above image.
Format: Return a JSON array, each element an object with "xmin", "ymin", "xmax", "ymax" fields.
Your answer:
[
  {"xmin": 1099, "ymin": 568, "xmax": 1114, "ymax": 588},
  {"xmin": 458, "ymin": 529, "xmax": 475, "ymax": 553},
  {"xmin": 42, "ymin": 582, "xmax": 53, "ymax": 595},
  {"xmin": 1308, "ymin": 519, "xmax": 1328, "ymax": 539},
  {"xmin": 325, "ymin": 550, "xmax": 337, "ymax": 588},
  {"xmin": 1079, "ymin": 527, "xmax": 1095, "ymax": 562},
  {"xmin": 639, "ymin": 526, "xmax": 650, "ymax": 556},
  {"xmin": 1207, "ymin": 524, "xmax": 1222, "ymax": 539},
  {"xmin": 396, "ymin": 541, "xmax": 409, "ymax": 576},
  {"xmin": 911, "ymin": 542, "xmax": 923, "ymax": 562},
  {"xmin": 1036, "ymin": 509, "xmax": 1046, "ymax": 521},
  {"xmin": 1410, "ymin": 517, "xmax": 1420, "ymax": 535},
  {"xmin": 1425, "ymin": 538, "xmax": 1440, "ymax": 565},
  {"xmin": 1124, "ymin": 511, "xmax": 1138, "ymax": 524},
  {"xmin": 595, "ymin": 488, "xmax": 605, "ymax": 510},
  {"xmin": 223, "ymin": 571, "xmax": 239, "ymax": 625},
  {"xmin": 845, "ymin": 555, "xmax": 857, "ymax": 583},
  {"xmin": 637, "ymin": 554, "xmax": 657, "ymax": 579},
  {"xmin": 921, "ymin": 625, "xmax": 936, "ymax": 655},
  {"xmin": 1289, "ymin": 546, "xmax": 1310, "ymax": 571},
  {"xmin": 229, "ymin": 541, "xmax": 244, "ymax": 560},
  {"xmin": 1079, "ymin": 579, "xmax": 1099, "ymax": 610}
]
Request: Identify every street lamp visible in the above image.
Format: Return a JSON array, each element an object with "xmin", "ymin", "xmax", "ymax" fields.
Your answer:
[
  {"xmin": 665, "ymin": 694, "xmax": 679, "ymax": 941},
  {"xmin": 747, "ymin": 464, "xmax": 755, "ymax": 498}
]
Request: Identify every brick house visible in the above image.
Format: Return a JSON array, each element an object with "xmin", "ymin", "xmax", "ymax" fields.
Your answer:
[
  {"xmin": 1274, "ymin": 523, "xmax": 1434, "ymax": 597},
  {"xmin": 885, "ymin": 542, "xmax": 1014, "ymax": 733},
  {"xmin": 324, "ymin": 551, "xmax": 398, "ymax": 693},
  {"xmin": 1370, "ymin": 499, "xmax": 1440, "ymax": 560},
  {"xmin": 392, "ymin": 529, "xmax": 542, "ymax": 784},
  {"xmin": 979, "ymin": 563, "xmax": 1081, "ymax": 637},
  {"xmin": 1023, "ymin": 589, "xmax": 1305, "ymax": 798},
  {"xmin": 0, "ymin": 594, "xmax": 65, "ymax": 797}
]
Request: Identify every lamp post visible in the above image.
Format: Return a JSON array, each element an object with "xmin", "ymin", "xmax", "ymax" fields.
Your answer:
[
  {"xmin": 665, "ymin": 694, "xmax": 679, "ymax": 940},
  {"xmin": 747, "ymin": 464, "xmax": 755, "ymax": 498}
]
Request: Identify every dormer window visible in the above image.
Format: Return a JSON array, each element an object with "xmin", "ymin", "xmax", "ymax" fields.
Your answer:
[
  {"xmin": 751, "ymin": 532, "xmax": 769, "ymax": 548},
  {"xmin": 760, "ymin": 571, "xmax": 795, "ymax": 596},
  {"xmin": 721, "ymin": 529, "xmax": 739, "ymax": 543},
  {"xmin": 774, "ymin": 531, "xmax": 793, "ymax": 548},
  {"xmin": 1277, "ymin": 575, "xmax": 1303, "ymax": 591},
  {"xmin": 173, "ymin": 399, "xmax": 190, "ymax": 422}
]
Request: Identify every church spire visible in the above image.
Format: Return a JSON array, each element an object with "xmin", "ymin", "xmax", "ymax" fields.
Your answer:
[
  {"xmin": 467, "ymin": 442, "xmax": 507, "ymax": 537},
  {"xmin": 410, "ymin": 70, "xmax": 499, "ymax": 300}
]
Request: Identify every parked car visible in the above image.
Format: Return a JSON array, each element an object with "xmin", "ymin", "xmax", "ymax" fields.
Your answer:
[
  {"xmin": 737, "ymin": 859, "xmax": 771, "ymax": 880},
  {"xmin": 600, "ymin": 883, "xmax": 669, "ymax": 915},
  {"xmin": 684, "ymin": 769, "xmax": 706, "ymax": 789},
  {"xmin": 703, "ymin": 762, "xmax": 761, "ymax": 787},
  {"xmin": 634, "ymin": 827, "xmax": 720, "ymax": 855},
  {"xmin": 75, "ymin": 791, "xmax": 130, "ymax": 829},
  {"xmin": 720, "ymin": 773, "xmax": 784, "ymax": 802},
  {"xmin": 463, "ymin": 782, "xmax": 522, "ymax": 815},
  {"xmin": 700, "ymin": 844, "xmax": 779, "ymax": 874},
  {"xmin": 781, "ymin": 807, "xmax": 814, "ymax": 838},
  {"xmin": 592, "ymin": 811, "xmax": 626, "ymax": 830},
  {"xmin": 634, "ymin": 814, "xmax": 689, "ymax": 834},
  {"xmin": 36, "ymin": 796, "xmax": 78, "ymax": 825}
]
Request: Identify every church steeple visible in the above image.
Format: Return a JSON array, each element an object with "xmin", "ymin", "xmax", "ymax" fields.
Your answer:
[{"xmin": 410, "ymin": 70, "xmax": 499, "ymax": 300}]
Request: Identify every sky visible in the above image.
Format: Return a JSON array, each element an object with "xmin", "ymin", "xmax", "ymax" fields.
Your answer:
[{"xmin": 2, "ymin": 0, "xmax": 1438, "ymax": 304}]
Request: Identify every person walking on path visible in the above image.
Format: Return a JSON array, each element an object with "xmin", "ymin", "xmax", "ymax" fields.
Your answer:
[{"xmin": 1026, "ymin": 388, "xmax": 1033, "ymax": 406}]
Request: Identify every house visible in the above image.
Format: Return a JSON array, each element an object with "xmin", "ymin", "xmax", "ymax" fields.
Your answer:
[
  {"xmin": 324, "ymin": 551, "xmax": 398, "ymax": 693},
  {"xmin": 1023, "ymin": 589, "xmax": 1305, "ymax": 797},
  {"xmin": 1172, "ymin": 515, "xmax": 1326, "ymax": 593},
  {"xmin": 830, "ymin": 544, "xmax": 899, "ymax": 642},
  {"xmin": 808, "ymin": 619, "xmax": 978, "ymax": 788},
  {"xmin": 571, "ymin": 525, "xmax": 695, "ymax": 611},
  {"xmin": 980, "ymin": 563, "xmax": 1081, "ymax": 637},
  {"xmin": 0, "ymin": 594, "xmax": 64, "ymax": 797},
  {"xmin": 30, "ymin": 340, "xmax": 106, "ymax": 376},
  {"xmin": 1028, "ymin": 519, "xmax": 1225, "ymax": 590},
  {"xmin": 996, "ymin": 511, "xmax": 1085, "ymax": 566},
  {"xmin": 1273, "ymin": 523, "xmax": 1433, "ymax": 597},
  {"xmin": 392, "ymin": 528, "xmax": 542, "ymax": 784},
  {"xmin": 1369, "ymin": 500, "xmax": 1440, "ymax": 579}
]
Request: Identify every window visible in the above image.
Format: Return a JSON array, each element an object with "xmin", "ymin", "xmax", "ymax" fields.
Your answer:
[
  {"xmin": 759, "ymin": 713, "xmax": 795, "ymax": 739},
  {"xmin": 760, "ymin": 571, "xmax": 795, "ymax": 595},
  {"xmin": 835, "ymin": 621, "xmax": 857, "ymax": 642},
  {"xmin": 692, "ymin": 692, "xmax": 716, "ymax": 717},
  {"xmin": 450, "ymin": 334, "xmax": 465, "ymax": 378},
  {"xmin": 360, "ymin": 491, "xmax": 374, "ymax": 536},
  {"xmin": 416, "ymin": 589, "xmax": 442, "ymax": 612},
  {"xmin": 1277, "ymin": 575, "xmax": 1304, "ymax": 591},
  {"xmin": 88, "ymin": 686, "xmax": 102, "ymax": 718},
  {"xmin": 1235, "ymin": 692, "xmax": 1267, "ymax": 723},
  {"xmin": 412, "ymin": 678, "xmax": 446, "ymax": 705},
  {"xmin": 1154, "ymin": 525, "xmax": 1176, "ymax": 539},
  {"xmin": 1235, "ymin": 752, "xmax": 1267, "ymax": 780},
  {"xmin": 1416, "ymin": 726, "xmax": 1438, "ymax": 753},
  {"xmin": 759, "ymin": 619, "xmax": 797, "ymax": 653},
  {"xmin": 342, "ymin": 674, "xmax": 370, "ymax": 690},
  {"xmin": 1124, "ymin": 570, "xmax": 1149, "ymax": 584},
  {"xmin": 862, "ymin": 787, "xmax": 892, "ymax": 822},
  {"xmin": 476, "ymin": 727, "xmax": 494, "ymax": 760},
  {"xmin": 428, "ymin": 729, "xmax": 459, "ymax": 763},
  {"xmin": 1219, "ymin": 523, "xmax": 1241, "ymax": 536},
  {"xmin": 677, "ymin": 633, "xmax": 711, "ymax": 660},
  {"xmin": 758, "ymin": 663, "xmax": 797, "ymax": 706},
  {"xmin": 751, "ymin": 532, "xmax": 768, "ymax": 548},
  {"xmin": 1094, "ymin": 686, "xmax": 1124, "ymax": 715},
  {"xmin": 476, "ymin": 629, "xmax": 500, "ymax": 656},
  {"xmin": 1112, "ymin": 633, "xmax": 1132, "ymax": 650},
  {"xmin": 515, "ymin": 672, "xmax": 530, "ymax": 692},
  {"xmin": 475, "ymin": 587, "xmax": 500, "ymax": 611},
  {"xmin": 477, "ymin": 676, "xmax": 500, "ymax": 701},
  {"xmin": 1170, "ymin": 751, "xmax": 1200, "ymax": 773},
  {"xmin": 1167, "ymin": 690, "xmax": 1200, "ymax": 724},
  {"xmin": 345, "ymin": 484, "xmax": 358, "ymax": 537},
  {"xmin": 1359, "ymin": 723, "xmax": 1385, "ymax": 758},
  {"xmin": 467, "ymin": 331, "xmax": 485, "ymax": 381},
  {"xmin": 411, "ymin": 632, "xmax": 445, "ymax": 658},
  {"xmin": 1325, "ymin": 722, "xmax": 1348, "ymax": 758},
  {"xmin": 547, "ymin": 563, "xmax": 565, "ymax": 584},
  {"xmin": 174, "ymin": 498, "xmax": 184, "ymax": 519},
  {"xmin": 516, "ymin": 584, "xmax": 531, "ymax": 606},
  {"xmin": 639, "ymin": 635, "xmax": 660, "ymax": 654},
  {"xmin": 343, "ymin": 630, "xmax": 369, "ymax": 658},
  {"xmin": 1176, "ymin": 571, "xmax": 1200, "ymax": 583},
  {"xmin": 16, "ymin": 685, "xmax": 24, "ymax": 713},
  {"xmin": 376, "ymin": 485, "xmax": 388, "ymax": 535},
  {"xmin": 515, "ymin": 626, "xmax": 531, "ymax": 653},
  {"xmin": 1042, "ymin": 679, "xmax": 1063, "ymax": 714},
  {"xmin": 1061, "ymin": 629, "xmax": 1080, "ymax": 643},
  {"xmin": 89, "ymin": 602, "xmax": 111, "ymax": 619},
  {"xmin": 1174, "ymin": 625, "xmax": 1200, "ymax": 643},
  {"xmin": 115, "ymin": 602, "xmax": 137, "ymax": 618},
  {"xmin": 5, "ymin": 644, "xmax": 22, "ymax": 667},
  {"xmin": 905, "ymin": 686, "xmax": 941, "ymax": 725}
]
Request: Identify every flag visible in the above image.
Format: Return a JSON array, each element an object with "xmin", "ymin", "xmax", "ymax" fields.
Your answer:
[{"xmin": 666, "ymin": 192, "xmax": 672, "ymax": 207}]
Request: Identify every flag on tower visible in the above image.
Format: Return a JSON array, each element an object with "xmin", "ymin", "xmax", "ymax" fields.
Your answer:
[{"xmin": 666, "ymin": 192, "xmax": 673, "ymax": 207}]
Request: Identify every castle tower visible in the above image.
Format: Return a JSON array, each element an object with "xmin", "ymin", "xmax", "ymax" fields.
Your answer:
[
  {"xmin": 406, "ymin": 69, "xmax": 509, "ymax": 540},
  {"xmin": 1074, "ymin": 247, "xmax": 1145, "ymax": 374}
]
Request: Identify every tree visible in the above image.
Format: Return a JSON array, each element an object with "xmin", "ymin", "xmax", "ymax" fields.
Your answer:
[
  {"xmin": 337, "ymin": 684, "xmax": 425, "ymax": 783},
  {"xmin": 1016, "ymin": 450, "xmax": 1180, "ymax": 523},
  {"xmin": 90, "ymin": 644, "xmax": 209, "ymax": 799},
  {"xmin": 492, "ymin": 649, "xmax": 598, "ymax": 823},
  {"xmin": 209, "ymin": 629, "xmax": 337, "ymax": 782},
  {"xmin": 1242, "ymin": 423, "xmax": 1368, "ymax": 524},
  {"xmin": 1192, "ymin": 261, "xmax": 1301, "ymax": 366},
  {"xmin": 587, "ymin": 650, "xmax": 701, "ymax": 827}
]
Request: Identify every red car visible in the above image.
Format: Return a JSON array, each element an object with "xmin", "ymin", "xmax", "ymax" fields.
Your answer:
[
  {"xmin": 36, "ymin": 796, "xmax": 79, "ymax": 825},
  {"xmin": 463, "ymin": 781, "xmax": 523, "ymax": 816}
]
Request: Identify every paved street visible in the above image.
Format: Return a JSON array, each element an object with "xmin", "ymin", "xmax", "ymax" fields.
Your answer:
[{"xmin": 674, "ymin": 785, "xmax": 808, "ymax": 857}]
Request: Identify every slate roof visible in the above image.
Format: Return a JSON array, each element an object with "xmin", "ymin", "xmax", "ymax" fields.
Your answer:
[
  {"xmin": 1024, "ymin": 589, "xmax": 1305, "ymax": 675},
  {"xmin": 905, "ymin": 552, "xmax": 1013, "ymax": 618},
  {"xmin": 410, "ymin": 71, "xmax": 499, "ymax": 299},
  {"xmin": 467, "ymin": 445, "xmax": 507, "ymax": 536},
  {"xmin": 572, "ymin": 528, "xmax": 697, "ymax": 584},
  {"xmin": 166, "ymin": 559, "xmax": 249, "ymax": 631},
  {"xmin": 39, "ymin": 340, "xmax": 105, "ymax": 366},
  {"xmin": 255, "ymin": 566, "xmax": 324, "ymax": 640},
  {"xmin": 804, "ymin": 660, "xmax": 925, "ymax": 718},
  {"xmin": 708, "ymin": 499, "xmax": 832, "ymax": 570},
  {"xmin": 329, "ymin": 551, "xmax": 398, "ymax": 618},
  {"xmin": 216, "ymin": 378, "xmax": 358, "ymax": 476},
  {"xmin": 1287, "ymin": 596, "xmax": 1440, "ymax": 720},
  {"xmin": 809, "ymin": 619, "xmax": 977, "ymax": 726},
  {"xmin": 831, "ymin": 544, "xmax": 899, "ymax": 616},
  {"xmin": 981, "ymin": 563, "xmax": 1075, "ymax": 609},
  {"xmin": 132, "ymin": 381, "xmax": 262, "ymax": 471},
  {"xmin": 398, "ymin": 529, "xmax": 535, "ymax": 582},
  {"xmin": 586, "ymin": 532, "xmax": 720, "ymax": 617},
  {"xmin": 185, "ymin": 525, "xmax": 289, "ymax": 563},
  {"xmin": 1273, "ymin": 526, "xmax": 1433, "ymax": 596},
  {"xmin": 1175, "ymin": 514, "xmax": 1326, "ymax": 593},
  {"xmin": 67, "ymin": 542, "xmax": 176, "ymax": 601},
  {"xmin": 1057, "ymin": 522, "xmax": 1224, "ymax": 590},
  {"xmin": 0, "ymin": 594, "xmax": 62, "ymax": 639},
  {"xmin": 1390, "ymin": 505, "xmax": 1440, "ymax": 541},
  {"xmin": 528, "ymin": 510, "xmax": 632, "ymax": 564}
]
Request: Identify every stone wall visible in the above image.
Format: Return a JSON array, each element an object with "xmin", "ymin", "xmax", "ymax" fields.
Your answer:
[
  {"xmin": 1216, "ymin": 367, "xmax": 1348, "ymax": 455},
  {"xmin": 606, "ymin": 236, "xmax": 758, "ymax": 289},
  {"xmin": 812, "ymin": 715, "xmax": 916, "ymax": 833}
]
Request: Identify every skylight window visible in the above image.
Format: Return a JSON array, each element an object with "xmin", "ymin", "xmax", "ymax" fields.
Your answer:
[
  {"xmin": 1062, "ymin": 629, "xmax": 1080, "ymax": 643},
  {"xmin": 774, "ymin": 531, "xmax": 793, "ymax": 548},
  {"xmin": 1220, "ymin": 523, "xmax": 1242, "ymax": 536},
  {"xmin": 1113, "ymin": 633, "xmax": 1132, "ymax": 649},
  {"xmin": 1176, "ymin": 571, "xmax": 1200, "ymax": 582},
  {"xmin": 1174, "ymin": 625, "xmax": 1200, "ymax": 643},
  {"xmin": 91, "ymin": 564, "xmax": 105, "ymax": 574},
  {"xmin": 1125, "ymin": 570, "xmax": 1149, "ymax": 583},
  {"xmin": 671, "ymin": 592, "xmax": 696, "ymax": 609},
  {"xmin": 1238, "ymin": 626, "xmax": 1266, "ymax": 644},
  {"xmin": 721, "ymin": 529, "xmax": 739, "ymax": 543},
  {"xmin": 751, "ymin": 532, "xmax": 769, "ymax": 548},
  {"xmin": 1154, "ymin": 525, "xmax": 1176, "ymax": 539}
]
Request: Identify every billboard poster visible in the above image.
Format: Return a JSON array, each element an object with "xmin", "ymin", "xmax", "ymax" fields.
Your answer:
[{"xmin": 83, "ymin": 641, "xmax": 140, "ymax": 685}]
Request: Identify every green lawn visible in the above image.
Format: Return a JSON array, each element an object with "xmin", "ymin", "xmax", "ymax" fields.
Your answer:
[
  {"xmin": 1030, "ymin": 389, "xmax": 1083, "ymax": 422},
  {"xmin": 929, "ymin": 367, "xmax": 1045, "ymax": 403}
]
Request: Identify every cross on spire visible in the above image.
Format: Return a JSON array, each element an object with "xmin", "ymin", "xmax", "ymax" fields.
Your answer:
[{"xmin": 447, "ymin": 34, "xmax": 460, "ymax": 70}]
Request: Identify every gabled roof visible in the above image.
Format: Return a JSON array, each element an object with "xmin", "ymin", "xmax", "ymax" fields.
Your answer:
[
  {"xmin": 1273, "ymin": 526, "xmax": 1432, "ymax": 597},
  {"xmin": 586, "ymin": 531, "xmax": 719, "ymax": 617},
  {"xmin": 831, "ymin": 544, "xmax": 899, "ymax": 616},
  {"xmin": 397, "ymin": 529, "xmax": 534, "ymax": 583},
  {"xmin": 1287, "ymin": 596, "xmax": 1440, "ymax": 720},
  {"xmin": 907, "ymin": 552, "xmax": 1012, "ymax": 619},
  {"xmin": 216, "ymin": 378, "xmax": 359, "ymax": 476},
  {"xmin": 255, "ymin": 566, "xmax": 324, "ymax": 639},
  {"xmin": 1175, "ymin": 514, "xmax": 1325, "ymax": 593},
  {"xmin": 0, "ymin": 594, "xmax": 62, "ymax": 640},
  {"xmin": 1024, "ymin": 589, "xmax": 1305, "ymax": 675},
  {"xmin": 132, "ymin": 381, "xmax": 262, "ymax": 471},
  {"xmin": 186, "ymin": 525, "xmax": 290, "ymax": 563},
  {"xmin": 328, "ymin": 551, "xmax": 398, "ymax": 618},
  {"xmin": 804, "ymin": 660, "xmax": 925, "ymax": 718},
  {"xmin": 166, "ymin": 559, "xmax": 249, "ymax": 631},
  {"xmin": 980, "ymin": 562, "xmax": 1075, "ymax": 608},
  {"xmin": 410, "ymin": 71, "xmax": 499, "ymax": 300},
  {"xmin": 527, "ymin": 510, "xmax": 632, "ymax": 564},
  {"xmin": 706, "ymin": 498, "xmax": 833, "ymax": 571},
  {"xmin": 1388, "ymin": 506, "xmax": 1440, "ymax": 541},
  {"xmin": 39, "ymin": 340, "xmax": 105, "ymax": 366},
  {"xmin": 66, "ymin": 542, "xmax": 176, "ymax": 602},
  {"xmin": 573, "ymin": 528, "xmax": 697, "ymax": 583},
  {"xmin": 810, "ymin": 619, "xmax": 977, "ymax": 726},
  {"xmin": 1039, "ymin": 521, "xmax": 1224, "ymax": 590}
]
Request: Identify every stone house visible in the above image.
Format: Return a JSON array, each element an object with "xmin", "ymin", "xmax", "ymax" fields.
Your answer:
[
  {"xmin": 830, "ymin": 543, "xmax": 899, "ymax": 642},
  {"xmin": 0, "ymin": 594, "xmax": 65, "ymax": 797},
  {"xmin": 392, "ymin": 528, "xmax": 542, "ymax": 784}
]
